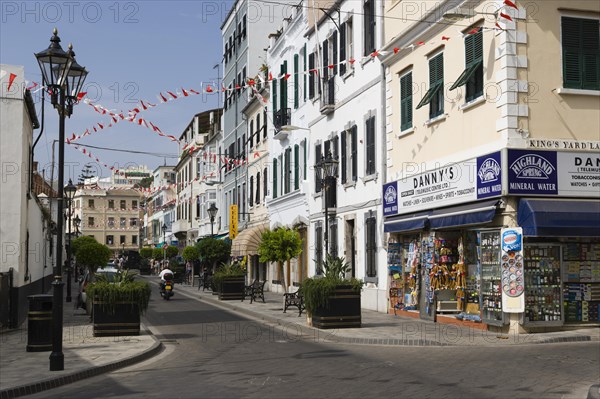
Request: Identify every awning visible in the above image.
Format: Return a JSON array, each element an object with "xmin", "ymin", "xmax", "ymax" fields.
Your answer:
[
  {"xmin": 429, "ymin": 199, "xmax": 499, "ymax": 230},
  {"xmin": 384, "ymin": 211, "xmax": 430, "ymax": 233},
  {"xmin": 231, "ymin": 223, "xmax": 270, "ymax": 257},
  {"xmin": 518, "ymin": 198, "xmax": 600, "ymax": 237}
]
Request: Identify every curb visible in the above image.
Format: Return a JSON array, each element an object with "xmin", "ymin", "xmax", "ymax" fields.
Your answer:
[{"xmin": 0, "ymin": 326, "xmax": 163, "ymax": 399}]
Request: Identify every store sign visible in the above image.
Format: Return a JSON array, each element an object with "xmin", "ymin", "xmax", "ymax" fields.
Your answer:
[
  {"xmin": 384, "ymin": 152, "xmax": 502, "ymax": 216},
  {"xmin": 508, "ymin": 149, "xmax": 600, "ymax": 198},
  {"xmin": 501, "ymin": 227, "xmax": 525, "ymax": 313},
  {"xmin": 527, "ymin": 138, "xmax": 600, "ymax": 152},
  {"xmin": 382, "ymin": 182, "xmax": 398, "ymax": 216}
]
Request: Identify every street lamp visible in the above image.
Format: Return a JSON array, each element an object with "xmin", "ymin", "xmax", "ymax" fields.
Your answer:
[
  {"xmin": 35, "ymin": 28, "xmax": 88, "ymax": 372},
  {"xmin": 161, "ymin": 223, "xmax": 167, "ymax": 262},
  {"xmin": 314, "ymin": 151, "xmax": 339, "ymax": 271},
  {"xmin": 64, "ymin": 179, "xmax": 77, "ymax": 303},
  {"xmin": 207, "ymin": 203, "xmax": 218, "ymax": 237}
]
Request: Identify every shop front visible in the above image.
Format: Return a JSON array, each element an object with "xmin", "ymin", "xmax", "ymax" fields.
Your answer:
[{"xmin": 383, "ymin": 147, "xmax": 600, "ymax": 332}]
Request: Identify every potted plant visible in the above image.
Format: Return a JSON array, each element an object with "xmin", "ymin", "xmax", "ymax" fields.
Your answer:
[
  {"xmin": 212, "ymin": 262, "xmax": 245, "ymax": 300},
  {"xmin": 301, "ymin": 255, "xmax": 363, "ymax": 329},
  {"xmin": 86, "ymin": 270, "xmax": 151, "ymax": 337}
]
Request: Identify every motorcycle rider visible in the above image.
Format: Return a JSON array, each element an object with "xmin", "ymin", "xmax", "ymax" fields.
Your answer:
[{"xmin": 159, "ymin": 266, "xmax": 174, "ymax": 293}]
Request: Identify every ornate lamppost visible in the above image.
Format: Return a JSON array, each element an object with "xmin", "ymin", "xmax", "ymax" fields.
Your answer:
[
  {"xmin": 162, "ymin": 223, "xmax": 167, "ymax": 262},
  {"xmin": 207, "ymin": 203, "xmax": 218, "ymax": 237},
  {"xmin": 314, "ymin": 151, "xmax": 339, "ymax": 271},
  {"xmin": 35, "ymin": 28, "xmax": 88, "ymax": 371},
  {"xmin": 64, "ymin": 179, "xmax": 77, "ymax": 303}
]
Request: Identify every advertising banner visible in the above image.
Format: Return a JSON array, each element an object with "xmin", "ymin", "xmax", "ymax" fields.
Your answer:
[{"xmin": 500, "ymin": 227, "xmax": 525, "ymax": 313}]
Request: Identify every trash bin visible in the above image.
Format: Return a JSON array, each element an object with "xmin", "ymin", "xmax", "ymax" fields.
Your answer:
[{"xmin": 27, "ymin": 294, "xmax": 53, "ymax": 352}]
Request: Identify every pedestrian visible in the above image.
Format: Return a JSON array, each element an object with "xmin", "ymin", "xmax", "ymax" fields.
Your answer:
[{"xmin": 185, "ymin": 261, "xmax": 192, "ymax": 285}]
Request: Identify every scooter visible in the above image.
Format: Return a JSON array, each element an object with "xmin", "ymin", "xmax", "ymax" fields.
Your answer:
[{"xmin": 160, "ymin": 274, "xmax": 175, "ymax": 300}]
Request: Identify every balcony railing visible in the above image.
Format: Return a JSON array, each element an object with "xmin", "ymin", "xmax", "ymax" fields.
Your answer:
[
  {"xmin": 274, "ymin": 108, "xmax": 291, "ymax": 130},
  {"xmin": 320, "ymin": 77, "xmax": 335, "ymax": 115}
]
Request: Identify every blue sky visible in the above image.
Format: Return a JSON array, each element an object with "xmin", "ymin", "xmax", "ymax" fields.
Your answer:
[{"xmin": 1, "ymin": 0, "xmax": 234, "ymax": 181}]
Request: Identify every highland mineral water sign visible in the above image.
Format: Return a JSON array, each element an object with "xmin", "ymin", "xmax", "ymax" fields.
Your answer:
[
  {"xmin": 383, "ymin": 152, "xmax": 502, "ymax": 216},
  {"xmin": 507, "ymin": 149, "xmax": 600, "ymax": 198}
]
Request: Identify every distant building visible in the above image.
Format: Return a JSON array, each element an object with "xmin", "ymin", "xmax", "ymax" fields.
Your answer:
[
  {"xmin": 84, "ymin": 165, "xmax": 151, "ymax": 189},
  {"xmin": 144, "ymin": 166, "xmax": 177, "ymax": 249}
]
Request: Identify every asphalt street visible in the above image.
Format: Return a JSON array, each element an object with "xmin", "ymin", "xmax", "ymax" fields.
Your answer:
[{"xmin": 27, "ymin": 284, "xmax": 600, "ymax": 399}]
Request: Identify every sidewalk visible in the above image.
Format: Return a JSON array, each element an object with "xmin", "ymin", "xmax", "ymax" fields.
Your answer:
[
  {"xmin": 172, "ymin": 278, "xmax": 600, "ymax": 348},
  {"xmin": 0, "ymin": 288, "xmax": 161, "ymax": 399}
]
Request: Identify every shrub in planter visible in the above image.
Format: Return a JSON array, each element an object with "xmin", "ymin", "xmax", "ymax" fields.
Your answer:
[
  {"xmin": 213, "ymin": 263, "xmax": 245, "ymax": 300},
  {"xmin": 301, "ymin": 255, "xmax": 363, "ymax": 329},
  {"xmin": 87, "ymin": 271, "xmax": 151, "ymax": 337}
]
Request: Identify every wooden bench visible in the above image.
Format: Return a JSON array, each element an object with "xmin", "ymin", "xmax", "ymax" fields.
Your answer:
[
  {"xmin": 283, "ymin": 287, "xmax": 304, "ymax": 317},
  {"xmin": 242, "ymin": 280, "xmax": 266, "ymax": 303}
]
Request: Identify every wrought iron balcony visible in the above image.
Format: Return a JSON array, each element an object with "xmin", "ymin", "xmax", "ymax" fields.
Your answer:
[
  {"xmin": 320, "ymin": 77, "xmax": 335, "ymax": 115},
  {"xmin": 274, "ymin": 108, "xmax": 291, "ymax": 130}
]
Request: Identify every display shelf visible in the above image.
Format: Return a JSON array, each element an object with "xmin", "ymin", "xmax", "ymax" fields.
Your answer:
[
  {"xmin": 524, "ymin": 245, "xmax": 563, "ymax": 323},
  {"xmin": 479, "ymin": 231, "xmax": 503, "ymax": 324}
]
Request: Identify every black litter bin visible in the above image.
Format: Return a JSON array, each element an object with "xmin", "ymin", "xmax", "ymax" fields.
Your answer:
[{"xmin": 27, "ymin": 294, "xmax": 53, "ymax": 352}]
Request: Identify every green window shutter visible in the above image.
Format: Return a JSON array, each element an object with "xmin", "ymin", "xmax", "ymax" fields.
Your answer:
[
  {"xmin": 303, "ymin": 140, "xmax": 307, "ymax": 179},
  {"xmin": 418, "ymin": 54, "xmax": 443, "ymax": 109},
  {"xmin": 449, "ymin": 62, "xmax": 480, "ymax": 91},
  {"xmin": 400, "ymin": 73, "xmax": 413, "ymax": 131},
  {"xmin": 294, "ymin": 54, "xmax": 299, "ymax": 108},
  {"xmin": 303, "ymin": 45, "xmax": 307, "ymax": 101},
  {"xmin": 451, "ymin": 29, "xmax": 483, "ymax": 92},
  {"xmin": 294, "ymin": 144, "xmax": 300, "ymax": 190},
  {"xmin": 273, "ymin": 158, "xmax": 278, "ymax": 199},
  {"xmin": 562, "ymin": 17, "xmax": 600, "ymax": 90},
  {"xmin": 272, "ymin": 78, "xmax": 278, "ymax": 120},
  {"xmin": 416, "ymin": 82, "xmax": 441, "ymax": 109}
]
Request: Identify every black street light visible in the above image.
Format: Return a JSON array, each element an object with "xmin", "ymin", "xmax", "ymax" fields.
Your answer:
[
  {"xmin": 207, "ymin": 203, "xmax": 218, "ymax": 237},
  {"xmin": 315, "ymin": 151, "xmax": 339, "ymax": 271},
  {"xmin": 64, "ymin": 179, "xmax": 77, "ymax": 303},
  {"xmin": 161, "ymin": 223, "xmax": 167, "ymax": 262},
  {"xmin": 35, "ymin": 28, "xmax": 88, "ymax": 371}
]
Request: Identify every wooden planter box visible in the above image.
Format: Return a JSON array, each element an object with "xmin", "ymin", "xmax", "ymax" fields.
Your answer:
[
  {"xmin": 312, "ymin": 286, "xmax": 361, "ymax": 329},
  {"xmin": 93, "ymin": 302, "xmax": 141, "ymax": 337},
  {"xmin": 218, "ymin": 276, "xmax": 245, "ymax": 300}
]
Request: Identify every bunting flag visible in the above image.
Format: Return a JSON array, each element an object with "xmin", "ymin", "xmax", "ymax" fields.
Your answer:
[
  {"xmin": 7, "ymin": 73, "xmax": 17, "ymax": 91},
  {"xmin": 499, "ymin": 12, "xmax": 513, "ymax": 22},
  {"xmin": 504, "ymin": 0, "xmax": 518, "ymax": 10}
]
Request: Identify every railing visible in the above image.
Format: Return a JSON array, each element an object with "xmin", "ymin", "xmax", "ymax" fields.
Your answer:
[
  {"xmin": 274, "ymin": 108, "xmax": 291, "ymax": 130},
  {"xmin": 320, "ymin": 77, "xmax": 335, "ymax": 114}
]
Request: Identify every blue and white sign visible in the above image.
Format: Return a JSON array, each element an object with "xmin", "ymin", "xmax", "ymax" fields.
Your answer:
[
  {"xmin": 383, "ymin": 182, "xmax": 398, "ymax": 217},
  {"xmin": 508, "ymin": 150, "xmax": 558, "ymax": 195},
  {"xmin": 477, "ymin": 151, "xmax": 502, "ymax": 199}
]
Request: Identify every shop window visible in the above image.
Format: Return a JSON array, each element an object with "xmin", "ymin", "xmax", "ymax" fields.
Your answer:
[
  {"xmin": 450, "ymin": 27, "xmax": 483, "ymax": 102},
  {"xmin": 400, "ymin": 72, "xmax": 413, "ymax": 131},
  {"xmin": 365, "ymin": 212, "xmax": 377, "ymax": 278},
  {"xmin": 562, "ymin": 17, "xmax": 600, "ymax": 90},
  {"xmin": 416, "ymin": 53, "xmax": 444, "ymax": 119}
]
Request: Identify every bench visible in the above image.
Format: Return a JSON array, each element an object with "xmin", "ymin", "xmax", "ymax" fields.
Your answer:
[
  {"xmin": 242, "ymin": 280, "xmax": 266, "ymax": 303},
  {"xmin": 283, "ymin": 287, "xmax": 304, "ymax": 317}
]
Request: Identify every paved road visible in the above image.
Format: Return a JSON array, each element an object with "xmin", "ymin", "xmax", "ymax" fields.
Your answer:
[{"xmin": 28, "ymin": 285, "xmax": 599, "ymax": 399}]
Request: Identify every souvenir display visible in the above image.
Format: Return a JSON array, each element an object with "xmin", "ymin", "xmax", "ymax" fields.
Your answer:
[
  {"xmin": 480, "ymin": 231, "xmax": 503, "ymax": 323},
  {"xmin": 524, "ymin": 245, "xmax": 562, "ymax": 323},
  {"xmin": 563, "ymin": 242, "xmax": 600, "ymax": 323}
]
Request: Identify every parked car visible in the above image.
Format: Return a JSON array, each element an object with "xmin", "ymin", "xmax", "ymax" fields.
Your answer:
[{"xmin": 77, "ymin": 265, "xmax": 119, "ymax": 310}]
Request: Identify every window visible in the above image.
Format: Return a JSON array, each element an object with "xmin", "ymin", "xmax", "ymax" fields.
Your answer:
[
  {"xmin": 363, "ymin": 0, "xmax": 376, "ymax": 56},
  {"xmin": 273, "ymin": 158, "xmax": 278, "ymax": 199},
  {"xmin": 294, "ymin": 54, "xmax": 299, "ymax": 108},
  {"xmin": 242, "ymin": 14, "xmax": 247, "ymax": 38},
  {"xmin": 132, "ymin": 200, "xmax": 138, "ymax": 209},
  {"xmin": 237, "ymin": 21, "xmax": 242, "ymax": 45},
  {"xmin": 272, "ymin": 75, "xmax": 278, "ymax": 119},
  {"xmin": 249, "ymin": 176, "xmax": 254, "ymax": 207},
  {"xmin": 450, "ymin": 27, "xmax": 483, "ymax": 102},
  {"xmin": 132, "ymin": 235, "xmax": 138, "ymax": 245},
  {"xmin": 302, "ymin": 139, "xmax": 307, "ymax": 180},
  {"xmin": 365, "ymin": 116, "xmax": 376, "ymax": 176},
  {"xmin": 416, "ymin": 53, "xmax": 444, "ymax": 119},
  {"xmin": 341, "ymin": 131, "xmax": 347, "ymax": 183},
  {"xmin": 365, "ymin": 212, "xmax": 377, "ymax": 278},
  {"xmin": 329, "ymin": 219, "xmax": 338, "ymax": 257},
  {"xmin": 284, "ymin": 147, "xmax": 291, "ymax": 194},
  {"xmin": 130, "ymin": 218, "xmax": 138, "ymax": 227},
  {"xmin": 294, "ymin": 144, "xmax": 300, "ymax": 190},
  {"xmin": 562, "ymin": 17, "xmax": 600, "ymax": 90},
  {"xmin": 106, "ymin": 235, "xmax": 114, "ymax": 245},
  {"xmin": 249, "ymin": 119, "xmax": 254, "ymax": 149},
  {"xmin": 303, "ymin": 44, "xmax": 307, "ymax": 101},
  {"xmin": 87, "ymin": 217, "xmax": 94, "ymax": 227},
  {"xmin": 400, "ymin": 72, "xmax": 413, "ymax": 131},
  {"xmin": 120, "ymin": 200, "xmax": 126, "ymax": 210},
  {"xmin": 120, "ymin": 217, "xmax": 126, "ymax": 228},
  {"xmin": 315, "ymin": 221, "xmax": 323, "ymax": 275},
  {"xmin": 263, "ymin": 167, "xmax": 268, "ymax": 201},
  {"xmin": 256, "ymin": 172, "xmax": 261, "ymax": 204},
  {"xmin": 315, "ymin": 143, "xmax": 322, "ymax": 193},
  {"xmin": 308, "ymin": 52, "xmax": 315, "ymax": 99},
  {"xmin": 108, "ymin": 200, "xmax": 114, "ymax": 209},
  {"xmin": 108, "ymin": 217, "xmax": 115, "ymax": 228},
  {"xmin": 120, "ymin": 235, "xmax": 126, "ymax": 245},
  {"xmin": 88, "ymin": 199, "xmax": 94, "ymax": 208},
  {"xmin": 279, "ymin": 61, "xmax": 288, "ymax": 112}
]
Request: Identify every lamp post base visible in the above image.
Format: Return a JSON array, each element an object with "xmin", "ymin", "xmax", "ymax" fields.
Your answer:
[{"xmin": 50, "ymin": 279, "xmax": 64, "ymax": 371}]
